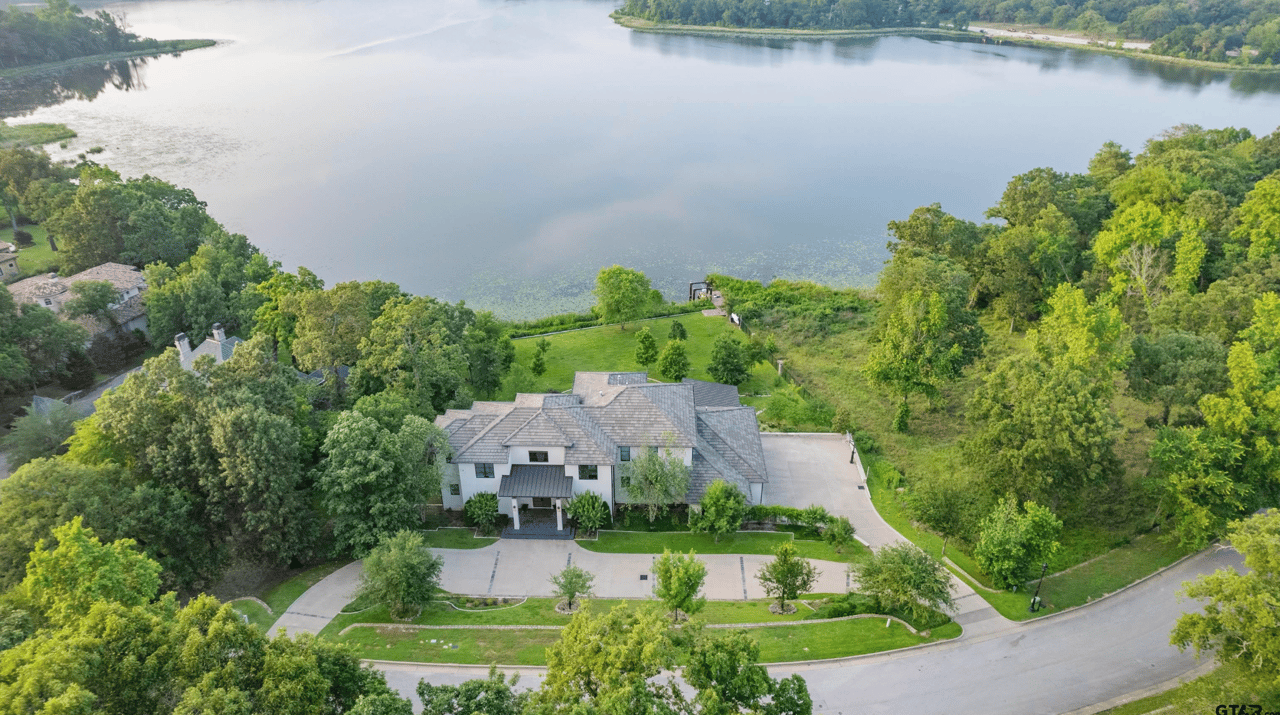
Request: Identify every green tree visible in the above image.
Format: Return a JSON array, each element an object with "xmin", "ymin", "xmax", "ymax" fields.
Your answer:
[
  {"xmin": 906, "ymin": 471, "xmax": 983, "ymax": 558},
  {"xmin": 1171, "ymin": 511, "xmax": 1280, "ymax": 689},
  {"xmin": 565, "ymin": 491, "xmax": 609, "ymax": 534},
  {"xmin": 1030, "ymin": 284, "xmax": 1131, "ymax": 373},
  {"xmin": 668, "ymin": 319, "xmax": 688, "ymax": 341},
  {"xmin": 707, "ymin": 332, "xmax": 750, "ymax": 386},
  {"xmin": 246, "ymin": 266, "xmax": 324, "ymax": 357},
  {"xmin": 21, "ymin": 517, "xmax": 161, "ymax": 626},
  {"xmin": 357, "ymin": 295, "xmax": 470, "ymax": 417},
  {"xmin": 656, "ymin": 338, "xmax": 690, "ymax": 382},
  {"xmin": 850, "ymin": 542, "xmax": 954, "ymax": 622},
  {"xmin": 1149, "ymin": 427, "xmax": 1245, "ymax": 550},
  {"xmin": 683, "ymin": 630, "xmax": 774, "ymax": 715},
  {"xmin": 966, "ymin": 355, "xmax": 1122, "ymax": 504},
  {"xmin": 349, "ymin": 694, "xmax": 415, "ymax": 715},
  {"xmin": 652, "ymin": 548, "xmax": 707, "ymax": 622},
  {"xmin": 536, "ymin": 603, "xmax": 680, "ymax": 713},
  {"xmin": 690, "ymin": 480, "xmax": 748, "ymax": 542},
  {"xmin": 625, "ymin": 438, "xmax": 691, "ymax": 523},
  {"xmin": 822, "ymin": 516, "xmax": 856, "ymax": 554},
  {"xmin": 418, "ymin": 666, "xmax": 526, "ymax": 715},
  {"xmin": 61, "ymin": 279, "xmax": 118, "ymax": 326},
  {"xmin": 318, "ymin": 411, "xmax": 430, "ymax": 555},
  {"xmin": 864, "ymin": 289, "xmax": 973, "ymax": 432},
  {"xmin": 549, "ymin": 564, "xmax": 595, "ymax": 611},
  {"xmin": 1126, "ymin": 331, "xmax": 1229, "ymax": 425},
  {"xmin": 290, "ymin": 280, "xmax": 402, "ymax": 386},
  {"xmin": 530, "ymin": 337, "xmax": 551, "ymax": 377},
  {"xmin": 1230, "ymin": 171, "xmax": 1280, "ymax": 263},
  {"xmin": 356, "ymin": 530, "xmax": 443, "ymax": 619},
  {"xmin": 973, "ymin": 498, "xmax": 1062, "ymax": 590},
  {"xmin": 464, "ymin": 492, "xmax": 500, "ymax": 535},
  {"xmin": 594, "ymin": 265, "xmax": 653, "ymax": 330},
  {"xmin": 634, "ymin": 326, "xmax": 659, "ymax": 368},
  {"xmin": 463, "ymin": 311, "xmax": 514, "ymax": 399},
  {"xmin": 1, "ymin": 399, "xmax": 79, "ymax": 468},
  {"xmin": 756, "ymin": 542, "xmax": 819, "ymax": 612}
]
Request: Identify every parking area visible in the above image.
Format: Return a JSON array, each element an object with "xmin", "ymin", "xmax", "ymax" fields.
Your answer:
[{"xmin": 759, "ymin": 433, "xmax": 903, "ymax": 550}]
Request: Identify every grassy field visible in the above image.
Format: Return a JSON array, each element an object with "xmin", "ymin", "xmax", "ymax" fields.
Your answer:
[
  {"xmin": 1098, "ymin": 663, "xmax": 1277, "ymax": 714},
  {"xmin": 749, "ymin": 619, "xmax": 961, "ymax": 662},
  {"xmin": 0, "ymin": 226, "xmax": 59, "ymax": 276},
  {"xmin": 421, "ymin": 527, "xmax": 497, "ymax": 550},
  {"xmin": 1039, "ymin": 533, "xmax": 1192, "ymax": 611},
  {"xmin": 0, "ymin": 122, "xmax": 76, "ymax": 149},
  {"xmin": 577, "ymin": 529, "xmax": 867, "ymax": 563}
]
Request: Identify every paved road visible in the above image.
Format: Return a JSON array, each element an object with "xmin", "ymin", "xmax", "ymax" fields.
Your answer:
[
  {"xmin": 377, "ymin": 546, "xmax": 1239, "ymax": 714},
  {"xmin": 275, "ymin": 560, "xmax": 363, "ymax": 637}
]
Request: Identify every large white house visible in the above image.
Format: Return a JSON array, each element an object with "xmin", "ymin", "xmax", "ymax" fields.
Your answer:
[{"xmin": 435, "ymin": 371, "xmax": 768, "ymax": 533}]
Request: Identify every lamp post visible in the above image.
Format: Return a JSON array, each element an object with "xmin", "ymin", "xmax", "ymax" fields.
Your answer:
[{"xmin": 1028, "ymin": 563, "xmax": 1048, "ymax": 613}]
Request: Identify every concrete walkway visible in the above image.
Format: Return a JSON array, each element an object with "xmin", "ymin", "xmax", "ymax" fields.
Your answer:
[{"xmin": 274, "ymin": 560, "xmax": 364, "ymax": 637}]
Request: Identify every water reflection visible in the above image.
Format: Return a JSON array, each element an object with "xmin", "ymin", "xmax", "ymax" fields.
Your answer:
[{"xmin": 0, "ymin": 57, "xmax": 150, "ymax": 119}]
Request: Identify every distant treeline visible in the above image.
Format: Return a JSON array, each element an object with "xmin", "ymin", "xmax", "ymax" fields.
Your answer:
[
  {"xmin": 617, "ymin": 0, "xmax": 1280, "ymax": 64},
  {"xmin": 0, "ymin": 0, "xmax": 160, "ymax": 69}
]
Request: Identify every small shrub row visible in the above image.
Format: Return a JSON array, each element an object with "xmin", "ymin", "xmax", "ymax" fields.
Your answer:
[{"xmin": 506, "ymin": 300, "xmax": 713, "ymax": 338}]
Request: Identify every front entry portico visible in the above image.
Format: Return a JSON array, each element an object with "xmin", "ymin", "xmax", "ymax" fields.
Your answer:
[{"xmin": 496, "ymin": 465, "xmax": 574, "ymax": 540}]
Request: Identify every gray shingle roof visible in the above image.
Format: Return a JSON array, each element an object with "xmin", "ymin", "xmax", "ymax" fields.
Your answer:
[
  {"xmin": 497, "ymin": 465, "xmax": 573, "ymax": 498},
  {"xmin": 608, "ymin": 372, "xmax": 649, "ymax": 385},
  {"xmin": 545, "ymin": 407, "xmax": 616, "ymax": 465},
  {"xmin": 696, "ymin": 407, "xmax": 767, "ymax": 483},
  {"xmin": 592, "ymin": 386, "xmax": 695, "ymax": 448},
  {"xmin": 455, "ymin": 407, "xmax": 539, "ymax": 462},
  {"xmin": 503, "ymin": 411, "xmax": 574, "ymax": 447},
  {"xmin": 682, "ymin": 378, "xmax": 741, "ymax": 407}
]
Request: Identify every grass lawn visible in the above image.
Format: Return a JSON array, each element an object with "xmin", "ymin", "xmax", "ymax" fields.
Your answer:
[
  {"xmin": 1039, "ymin": 533, "xmax": 1193, "ymax": 611},
  {"xmin": 503, "ymin": 313, "xmax": 772, "ymax": 399},
  {"xmin": 1097, "ymin": 663, "xmax": 1276, "ymax": 714},
  {"xmin": 421, "ymin": 527, "xmax": 497, "ymax": 550},
  {"xmin": 330, "ymin": 611, "xmax": 960, "ymax": 665},
  {"xmin": 577, "ymin": 530, "xmax": 867, "ymax": 563},
  {"xmin": 0, "ymin": 226, "xmax": 59, "ymax": 276},
  {"xmin": 229, "ymin": 599, "xmax": 276, "ymax": 633}
]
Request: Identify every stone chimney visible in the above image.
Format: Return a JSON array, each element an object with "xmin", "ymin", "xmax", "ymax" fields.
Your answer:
[
  {"xmin": 211, "ymin": 323, "xmax": 226, "ymax": 342},
  {"xmin": 174, "ymin": 333, "xmax": 191, "ymax": 360}
]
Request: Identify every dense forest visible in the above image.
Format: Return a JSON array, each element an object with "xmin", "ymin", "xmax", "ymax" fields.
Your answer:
[
  {"xmin": 0, "ymin": 0, "xmax": 170, "ymax": 69},
  {"xmin": 616, "ymin": 0, "xmax": 1280, "ymax": 64}
]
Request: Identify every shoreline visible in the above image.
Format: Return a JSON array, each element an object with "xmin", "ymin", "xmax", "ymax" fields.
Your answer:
[
  {"xmin": 610, "ymin": 14, "xmax": 1280, "ymax": 74},
  {"xmin": 0, "ymin": 39, "xmax": 219, "ymax": 80}
]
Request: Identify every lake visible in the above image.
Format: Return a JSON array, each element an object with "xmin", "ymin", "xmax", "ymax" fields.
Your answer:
[{"xmin": 5, "ymin": 0, "xmax": 1280, "ymax": 318}]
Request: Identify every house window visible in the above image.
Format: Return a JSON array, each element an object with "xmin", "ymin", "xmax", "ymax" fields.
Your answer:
[
  {"xmin": 619, "ymin": 447, "xmax": 631, "ymax": 462},
  {"xmin": 529, "ymin": 451, "xmax": 549, "ymax": 463},
  {"xmin": 477, "ymin": 463, "xmax": 495, "ymax": 479},
  {"xmin": 578, "ymin": 465, "xmax": 598, "ymax": 481},
  {"xmin": 449, "ymin": 483, "xmax": 460, "ymax": 495},
  {"xmin": 43, "ymin": 299, "xmax": 52, "ymax": 306}
]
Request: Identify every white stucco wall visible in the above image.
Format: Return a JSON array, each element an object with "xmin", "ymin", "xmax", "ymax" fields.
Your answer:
[
  {"xmin": 440, "ymin": 463, "xmax": 464, "ymax": 510},
  {"xmin": 571, "ymin": 463, "xmax": 613, "ymax": 509}
]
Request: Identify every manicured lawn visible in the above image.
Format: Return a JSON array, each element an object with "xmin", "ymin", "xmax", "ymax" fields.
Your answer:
[
  {"xmin": 0, "ymin": 226, "xmax": 59, "ymax": 276},
  {"xmin": 577, "ymin": 530, "xmax": 867, "ymax": 563},
  {"xmin": 261, "ymin": 560, "xmax": 348, "ymax": 616},
  {"xmin": 748, "ymin": 618, "xmax": 961, "ymax": 662},
  {"xmin": 331, "ymin": 615, "xmax": 960, "ymax": 666},
  {"xmin": 503, "ymin": 313, "xmax": 772, "ymax": 398},
  {"xmin": 229, "ymin": 599, "xmax": 276, "ymax": 633},
  {"xmin": 421, "ymin": 527, "xmax": 497, "ymax": 550}
]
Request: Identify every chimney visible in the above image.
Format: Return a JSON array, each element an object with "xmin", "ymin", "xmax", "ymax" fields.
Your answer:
[
  {"xmin": 174, "ymin": 332, "xmax": 191, "ymax": 359},
  {"xmin": 211, "ymin": 323, "xmax": 226, "ymax": 342}
]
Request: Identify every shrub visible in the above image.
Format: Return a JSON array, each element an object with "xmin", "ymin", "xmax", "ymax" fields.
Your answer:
[
  {"xmin": 822, "ymin": 516, "xmax": 856, "ymax": 552},
  {"xmin": 464, "ymin": 492, "xmax": 501, "ymax": 535},
  {"xmin": 566, "ymin": 491, "xmax": 609, "ymax": 534},
  {"xmin": 356, "ymin": 530, "xmax": 442, "ymax": 619},
  {"xmin": 850, "ymin": 542, "xmax": 954, "ymax": 623},
  {"xmin": 668, "ymin": 320, "xmax": 688, "ymax": 341},
  {"xmin": 689, "ymin": 480, "xmax": 747, "ymax": 542},
  {"xmin": 12, "ymin": 230, "xmax": 33, "ymax": 248}
]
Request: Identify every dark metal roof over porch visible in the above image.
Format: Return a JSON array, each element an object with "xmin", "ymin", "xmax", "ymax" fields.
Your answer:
[{"xmin": 496, "ymin": 465, "xmax": 573, "ymax": 499}]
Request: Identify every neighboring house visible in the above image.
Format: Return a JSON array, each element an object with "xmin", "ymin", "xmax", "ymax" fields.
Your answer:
[
  {"xmin": 0, "ymin": 243, "xmax": 17, "ymax": 283},
  {"xmin": 175, "ymin": 323, "xmax": 243, "ymax": 371},
  {"xmin": 5, "ymin": 262, "xmax": 148, "ymax": 342},
  {"xmin": 435, "ymin": 371, "xmax": 768, "ymax": 532}
]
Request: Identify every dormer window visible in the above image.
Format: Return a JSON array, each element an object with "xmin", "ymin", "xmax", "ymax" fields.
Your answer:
[{"xmin": 529, "ymin": 451, "xmax": 549, "ymax": 463}]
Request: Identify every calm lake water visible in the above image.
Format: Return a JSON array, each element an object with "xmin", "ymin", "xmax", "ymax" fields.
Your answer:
[{"xmin": 5, "ymin": 0, "xmax": 1280, "ymax": 317}]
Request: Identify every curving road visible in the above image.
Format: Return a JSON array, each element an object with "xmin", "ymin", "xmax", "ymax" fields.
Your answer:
[{"xmin": 375, "ymin": 545, "xmax": 1239, "ymax": 714}]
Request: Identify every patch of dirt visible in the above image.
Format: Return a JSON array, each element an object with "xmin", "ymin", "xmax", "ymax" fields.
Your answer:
[
  {"xmin": 554, "ymin": 600, "xmax": 580, "ymax": 615},
  {"xmin": 208, "ymin": 562, "xmax": 302, "ymax": 602}
]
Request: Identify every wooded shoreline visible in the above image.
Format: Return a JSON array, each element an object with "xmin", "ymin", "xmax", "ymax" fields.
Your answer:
[{"xmin": 611, "ymin": 13, "xmax": 1280, "ymax": 74}]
